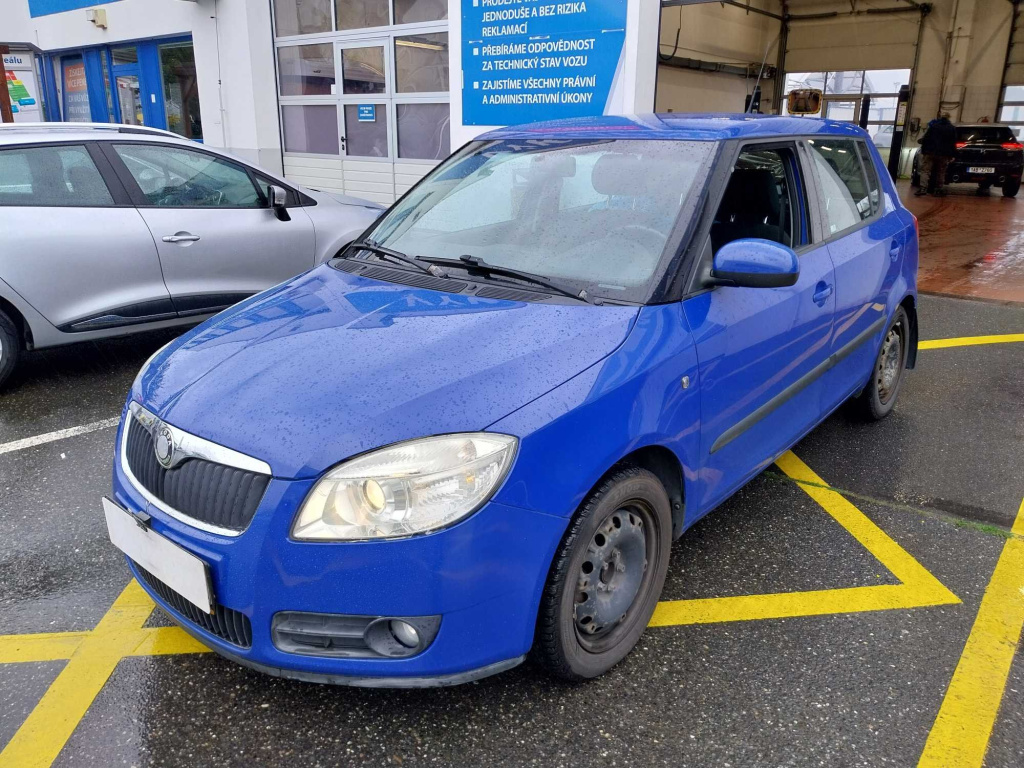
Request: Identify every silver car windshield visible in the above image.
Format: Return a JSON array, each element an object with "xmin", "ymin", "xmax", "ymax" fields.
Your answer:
[{"xmin": 365, "ymin": 138, "xmax": 715, "ymax": 302}]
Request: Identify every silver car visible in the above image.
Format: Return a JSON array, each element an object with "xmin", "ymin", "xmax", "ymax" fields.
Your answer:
[{"xmin": 0, "ymin": 123, "xmax": 384, "ymax": 388}]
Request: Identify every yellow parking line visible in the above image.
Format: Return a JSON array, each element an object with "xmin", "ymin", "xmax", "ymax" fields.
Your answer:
[
  {"xmin": 0, "ymin": 581, "xmax": 157, "ymax": 768},
  {"xmin": 651, "ymin": 452, "xmax": 959, "ymax": 627},
  {"xmin": 128, "ymin": 626, "xmax": 210, "ymax": 657},
  {"xmin": 0, "ymin": 632, "xmax": 87, "ymax": 664},
  {"xmin": 917, "ymin": 497, "xmax": 1024, "ymax": 768},
  {"xmin": 919, "ymin": 333, "xmax": 1024, "ymax": 350}
]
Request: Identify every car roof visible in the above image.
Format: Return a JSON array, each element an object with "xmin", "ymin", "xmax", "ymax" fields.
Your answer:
[
  {"xmin": 479, "ymin": 113, "xmax": 869, "ymax": 142},
  {"xmin": 0, "ymin": 122, "xmax": 193, "ymax": 147}
]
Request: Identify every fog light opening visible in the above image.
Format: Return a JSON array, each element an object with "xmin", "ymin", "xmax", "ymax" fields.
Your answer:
[{"xmin": 389, "ymin": 620, "xmax": 420, "ymax": 649}]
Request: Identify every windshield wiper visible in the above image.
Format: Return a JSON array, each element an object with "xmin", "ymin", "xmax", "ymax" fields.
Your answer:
[
  {"xmin": 348, "ymin": 241, "xmax": 449, "ymax": 279},
  {"xmin": 420, "ymin": 255, "xmax": 599, "ymax": 305}
]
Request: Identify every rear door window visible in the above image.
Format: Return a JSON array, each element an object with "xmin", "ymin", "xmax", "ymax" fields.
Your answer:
[
  {"xmin": 856, "ymin": 141, "xmax": 881, "ymax": 216},
  {"xmin": 0, "ymin": 145, "xmax": 114, "ymax": 207},
  {"xmin": 806, "ymin": 138, "xmax": 871, "ymax": 236}
]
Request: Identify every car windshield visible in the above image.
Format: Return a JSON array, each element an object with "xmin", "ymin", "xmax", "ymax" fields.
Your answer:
[
  {"xmin": 956, "ymin": 126, "xmax": 1015, "ymax": 144},
  {"xmin": 362, "ymin": 138, "xmax": 715, "ymax": 302}
]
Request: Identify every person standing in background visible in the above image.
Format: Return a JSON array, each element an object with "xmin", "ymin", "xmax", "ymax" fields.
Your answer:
[{"xmin": 915, "ymin": 113, "xmax": 958, "ymax": 197}]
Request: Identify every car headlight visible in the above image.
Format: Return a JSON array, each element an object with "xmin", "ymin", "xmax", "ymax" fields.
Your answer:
[{"xmin": 292, "ymin": 434, "xmax": 518, "ymax": 541}]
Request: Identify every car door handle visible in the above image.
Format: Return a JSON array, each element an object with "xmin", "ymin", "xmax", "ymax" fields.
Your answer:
[
  {"xmin": 812, "ymin": 283, "xmax": 833, "ymax": 305},
  {"xmin": 889, "ymin": 239, "xmax": 902, "ymax": 261},
  {"xmin": 162, "ymin": 234, "xmax": 200, "ymax": 243}
]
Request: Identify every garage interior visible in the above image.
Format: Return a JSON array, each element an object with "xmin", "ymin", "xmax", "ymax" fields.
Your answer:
[
  {"xmin": 657, "ymin": 0, "xmax": 1024, "ymax": 302},
  {"xmin": 1, "ymin": 1, "xmax": 1023, "ymax": 767}
]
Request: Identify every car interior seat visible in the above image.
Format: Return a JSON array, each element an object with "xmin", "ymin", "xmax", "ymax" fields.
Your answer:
[{"xmin": 710, "ymin": 168, "xmax": 785, "ymax": 252}]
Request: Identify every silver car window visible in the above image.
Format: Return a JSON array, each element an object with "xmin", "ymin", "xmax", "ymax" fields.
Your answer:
[
  {"xmin": 113, "ymin": 144, "xmax": 262, "ymax": 208},
  {"xmin": 0, "ymin": 145, "xmax": 114, "ymax": 207}
]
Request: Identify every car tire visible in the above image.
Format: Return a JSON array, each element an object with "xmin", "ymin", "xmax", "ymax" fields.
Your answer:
[
  {"xmin": 533, "ymin": 466, "xmax": 672, "ymax": 681},
  {"xmin": 0, "ymin": 310, "xmax": 20, "ymax": 390},
  {"xmin": 1002, "ymin": 179, "xmax": 1020, "ymax": 198},
  {"xmin": 854, "ymin": 306, "xmax": 910, "ymax": 421}
]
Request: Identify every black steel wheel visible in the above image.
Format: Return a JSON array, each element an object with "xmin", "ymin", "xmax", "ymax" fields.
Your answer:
[
  {"xmin": 533, "ymin": 467, "xmax": 672, "ymax": 680},
  {"xmin": 854, "ymin": 306, "xmax": 910, "ymax": 421}
]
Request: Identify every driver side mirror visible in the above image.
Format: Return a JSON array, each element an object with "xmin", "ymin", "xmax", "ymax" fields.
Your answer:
[
  {"xmin": 269, "ymin": 185, "xmax": 291, "ymax": 222},
  {"xmin": 707, "ymin": 239, "xmax": 799, "ymax": 289}
]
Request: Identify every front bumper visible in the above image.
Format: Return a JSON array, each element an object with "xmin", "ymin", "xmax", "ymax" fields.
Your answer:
[{"xmin": 112, "ymin": 420, "xmax": 568, "ymax": 684}]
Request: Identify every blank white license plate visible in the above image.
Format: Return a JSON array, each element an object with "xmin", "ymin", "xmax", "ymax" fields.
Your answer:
[
  {"xmin": 969, "ymin": 166, "xmax": 995, "ymax": 173},
  {"xmin": 103, "ymin": 497, "xmax": 213, "ymax": 614}
]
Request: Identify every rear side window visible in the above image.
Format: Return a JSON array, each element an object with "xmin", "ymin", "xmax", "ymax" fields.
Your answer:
[
  {"xmin": 807, "ymin": 138, "xmax": 871, "ymax": 236},
  {"xmin": 113, "ymin": 143, "xmax": 262, "ymax": 208},
  {"xmin": 856, "ymin": 141, "xmax": 881, "ymax": 216},
  {"xmin": 0, "ymin": 145, "xmax": 114, "ymax": 207}
]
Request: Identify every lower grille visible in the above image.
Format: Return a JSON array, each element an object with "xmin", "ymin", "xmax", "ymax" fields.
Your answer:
[{"xmin": 134, "ymin": 562, "xmax": 252, "ymax": 648}]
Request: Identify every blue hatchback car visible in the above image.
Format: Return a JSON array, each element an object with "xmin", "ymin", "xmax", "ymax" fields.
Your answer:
[{"xmin": 104, "ymin": 114, "xmax": 919, "ymax": 686}]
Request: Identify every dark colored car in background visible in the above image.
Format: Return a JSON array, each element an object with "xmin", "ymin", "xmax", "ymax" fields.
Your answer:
[{"xmin": 913, "ymin": 124, "xmax": 1023, "ymax": 196}]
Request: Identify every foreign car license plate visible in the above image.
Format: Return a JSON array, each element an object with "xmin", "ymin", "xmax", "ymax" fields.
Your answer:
[
  {"xmin": 969, "ymin": 166, "xmax": 995, "ymax": 173},
  {"xmin": 102, "ymin": 497, "xmax": 213, "ymax": 613}
]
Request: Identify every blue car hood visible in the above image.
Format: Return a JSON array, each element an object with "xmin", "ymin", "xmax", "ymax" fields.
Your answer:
[{"xmin": 137, "ymin": 265, "xmax": 639, "ymax": 479}]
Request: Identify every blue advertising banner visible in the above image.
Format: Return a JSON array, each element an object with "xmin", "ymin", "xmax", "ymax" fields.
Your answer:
[
  {"xmin": 461, "ymin": 0, "xmax": 628, "ymax": 126},
  {"xmin": 29, "ymin": 0, "xmax": 121, "ymax": 18}
]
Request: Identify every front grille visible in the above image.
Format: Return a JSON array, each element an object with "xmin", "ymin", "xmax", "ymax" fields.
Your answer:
[
  {"xmin": 125, "ymin": 417, "xmax": 269, "ymax": 532},
  {"xmin": 134, "ymin": 562, "xmax": 252, "ymax": 648}
]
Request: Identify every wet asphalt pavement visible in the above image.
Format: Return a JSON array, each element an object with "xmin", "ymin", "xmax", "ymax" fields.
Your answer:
[{"xmin": 0, "ymin": 295, "xmax": 1021, "ymax": 767}]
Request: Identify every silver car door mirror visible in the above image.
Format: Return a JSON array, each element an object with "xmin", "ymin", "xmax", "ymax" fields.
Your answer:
[{"xmin": 269, "ymin": 185, "xmax": 291, "ymax": 222}]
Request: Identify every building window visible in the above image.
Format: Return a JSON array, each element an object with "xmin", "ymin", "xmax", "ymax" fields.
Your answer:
[
  {"xmin": 282, "ymin": 104, "xmax": 340, "ymax": 154},
  {"xmin": 337, "ymin": 0, "xmax": 389, "ymax": 31},
  {"xmin": 274, "ymin": 0, "xmax": 333, "ymax": 37},
  {"xmin": 393, "ymin": 0, "xmax": 447, "ymax": 25},
  {"xmin": 999, "ymin": 85, "xmax": 1024, "ymax": 137},
  {"xmin": 395, "ymin": 33, "xmax": 448, "ymax": 93},
  {"xmin": 159, "ymin": 42, "xmax": 203, "ymax": 140},
  {"xmin": 783, "ymin": 69, "xmax": 911, "ymax": 164},
  {"xmin": 277, "ymin": 44, "xmax": 336, "ymax": 96},
  {"xmin": 397, "ymin": 103, "xmax": 450, "ymax": 160},
  {"xmin": 275, "ymin": 2, "xmax": 450, "ymax": 161}
]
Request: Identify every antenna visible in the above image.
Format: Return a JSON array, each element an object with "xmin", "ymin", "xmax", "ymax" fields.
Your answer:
[{"xmin": 747, "ymin": 34, "xmax": 779, "ymax": 115}]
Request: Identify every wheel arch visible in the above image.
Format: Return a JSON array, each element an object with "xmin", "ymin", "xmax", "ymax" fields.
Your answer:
[
  {"xmin": 608, "ymin": 444, "xmax": 686, "ymax": 540},
  {"xmin": 899, "ymin": 293, "xmax": 918, "ymax": 369},
  {"xmin": 0, "ymin": 295, "xmax": 31, "ymax": 350}
]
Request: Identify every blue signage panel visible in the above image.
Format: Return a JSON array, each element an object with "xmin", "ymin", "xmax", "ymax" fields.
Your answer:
[
  {"xmin": 461, "ymin": 0, "xmax": 628, "ymax": 127},
  {"xmin": 29, "ymin": 0, "xmax": 121, "ymax": 18},
  {"xmin": 357, "ymin": 104, "xmax": 376, "ymax": 122}
]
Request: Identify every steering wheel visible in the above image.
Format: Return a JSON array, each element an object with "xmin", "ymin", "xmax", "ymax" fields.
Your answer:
[{"xmin": 607, "ymin": 224, "xmax": 666, "ymax": 253}]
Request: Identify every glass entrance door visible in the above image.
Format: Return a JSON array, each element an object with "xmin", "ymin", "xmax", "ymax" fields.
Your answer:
[
  {"xmin": 335, "ymin": 39, "xmax": 391, "ymax": 159},
  {"xmin": 115, "ymin": 74, "xmax": 143, "ymax": 125}
]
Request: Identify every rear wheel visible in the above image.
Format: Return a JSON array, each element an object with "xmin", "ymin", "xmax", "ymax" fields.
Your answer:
[
  {"xmin": 854, "ymin": 306, "xmax": 909, "ymax": 421},
  {"xmin": 533, "ymin": 467, "xmax": 672, "ymax": 680},
  {"xmin": 1002, "ymin": 179, "xmax": 1020, "ymax": 198},
  {"xmin": 0, "ymin": 310, "xmax": 20, "ymax": 390}
]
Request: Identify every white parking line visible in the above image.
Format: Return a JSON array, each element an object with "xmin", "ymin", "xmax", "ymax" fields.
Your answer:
[{"xmin": 0, "ymin": 417, "xmax": 120, "ymax": 456}]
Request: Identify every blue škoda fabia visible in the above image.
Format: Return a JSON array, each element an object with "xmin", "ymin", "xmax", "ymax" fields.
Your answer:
[{"xmin": 104, "ymin": 114, "xmax": 919, "ymax": 686}]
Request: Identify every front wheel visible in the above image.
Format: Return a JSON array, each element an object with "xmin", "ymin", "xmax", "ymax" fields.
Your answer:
[
  {"xmin": 533, "ymin": 467, "xmax": 672, "ymax": 680},
  {"xmin": 854, "ymin": 307, "xmax": 910, "ymax": 421}
]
